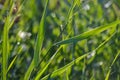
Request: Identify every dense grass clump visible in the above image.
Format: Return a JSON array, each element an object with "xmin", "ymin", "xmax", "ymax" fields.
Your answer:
[{"xmin": 0, "ymin": 0, "xmax": 120, "ymax": 80}]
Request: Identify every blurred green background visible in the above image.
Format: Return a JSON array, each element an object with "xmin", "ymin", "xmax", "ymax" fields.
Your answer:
[{"xmin": 0, "ymin": 0, "xmax": 120, "ymax": 80}]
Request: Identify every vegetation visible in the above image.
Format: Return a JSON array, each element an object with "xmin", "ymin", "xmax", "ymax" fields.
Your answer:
[{"xmin": 0, "ymin": 0, "xmax": 120, "ymax": 80}]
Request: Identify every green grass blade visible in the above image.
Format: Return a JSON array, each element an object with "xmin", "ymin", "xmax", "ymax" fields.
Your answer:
[
  {"xmin": 111, "ymin": 51, "xmax": 120, "ymax": 67},
  {"xmin": 7, "ymin": 46, "xmax": 23, "ymax": 73},
  {"xmin": 95, "ymin": 32, "xmax": 116, "ymax": 51},
  {"xmin": 54, "ymin": 20, "xmax": 120, "ymax": 45},
  {"xmin": 24, "ymin": 0, "xmax": 49, "ymax": 80},
  {"xmin": 34, "ymin": 0, "xmax": 48, "ymax": 67},
  {"xmin": 57, "ymin": 0, "xmax": 80, "ymax": 41},
  {"xmin": 105, "ymin": 50, "xmax": 120, "ymax": 80},
  {"xmin": 35, "ymin": 46, "xmax": 62, "ymax": 80},
  {"xmin": 24, "ymin": 61, "xmax": 34, "ymax": 80},
  {"xmin": 7, "ymin": 55, "xmax": 17, "ymax": 73},
  {"xmin": 2, "ymin": 1, "xmax": 15, "ymax": 80},
  {"xmin": 105, "ymin": 70, "xmax": 111, "ymax": 80},
  {"xmin": 34, "ymin": 30, "xmax": 72, "ymax": 80},
  {"xmin": 66, "ymin": 0, "xmax": 80, "ymax": 21},
  {"xmin": 41, "ymin": 31, "xmax": 117, "ymax": 80},
  {"xmin": 2, "ymin": 1, "xmax": 24, "ymax": 79},
  {"xmin": 2, "ymin": 17, "xmax": 8, "ymax": 80},
  {"xmin": 41, "ymin": 54, "xmax": 88, "ymax": 80},
  {"xmin": 64, "ymin": 70, "xmax": 69, "ymax": 80},
  {"xmin": 52, "ymin": 54, "xmax": 87, "ymax": 75}
]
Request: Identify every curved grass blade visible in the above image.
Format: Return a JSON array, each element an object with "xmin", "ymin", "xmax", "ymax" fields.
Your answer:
[
  {"xmin": 41, "ymin": 54, "xmax": 88, "ymax": 80},
  {"xmin": 34, "ymin": 30, "xmax": 72, "ymax": 79},
  {"xmin": 41, "ymin": 31, "xmax": 117, "ymax": 80},
  {"xmin": 54, "ymin": 20, "xmax": 120, "ymax": 46},
  {"xmin": 2, "ymin": 1, "xmax": 16, "ymax": 80},
  {"xmin": 24, "ymin": 0, "xmax": 49, "ymax": 80},
  {"xmin": 34, "ymin": 0, "xmax": 48, "ymax": 67},
  {"xmin": 2, "ymin": 1, "xmax": 25, "ymax": 79},
  {"xmin": 35, "ymin": 46, "xmax": 62, "ymax": 80},
  {"xmin": 7, "ymin": 46, "xmax": 23, "ymax": 73}
]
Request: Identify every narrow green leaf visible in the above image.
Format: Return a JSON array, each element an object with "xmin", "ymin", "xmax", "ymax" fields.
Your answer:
[
  {"xmin": 41, "ymin": 54, "xmax": 88, "ymax": 80},
  {"xmin": 24, "ymin": 0, "xmax": 49, "ymax": 80},
  {"xmin": 66, "ymin": 0, "xmax": 80, "ymax": 21},
  {"xmin": 105, "ymin": 70, "xmax": 111, "ymax": 80},
  {"xmin": 7, "ymin": 55, "xmax": 17, "ymax": 73},
  {"xmin": 41, "ymin": 31, "xmax": 117, "ymax": 80},
  {"xmin": 2, "ymin": 1, "xmax": 25, "ymax": 79},
  {"xmin": 34, "ymin": 0, "xmax": 48, "ymax": 67},
  {"xmin": 34, "ymin": 30, "xmax": 73, "ymax": 80},
  {"xmin": 2, "ymin": 18, "xmax": 8, "ymax": 80},
  {"xmin": 111, "ymin": 51, "xmax": 120, "ymax": 67},
  {"xmin": 7, "ymin": 46, "xmax": 23, "ymax": 73},
  {"xmin": 35, "ymin": 46, "xmax": 62, "ymax": 80},
  {"xmin": 2, "ymin": 2, "xmax": 15, "ymax": 80},
  {"xmin": 54, "ymin": 20, "xmax": 120, "ymax": 45},
  {"xmin": 24, "ymin": 61, "xmax": 34, "ymax": 80},
  {"xmin": 64, "ymin": 70, "xmax": 69, "ymax": 80},
  {"xmin": 95, "ymin": 32, "xmax": 116, "ymax": 51},
  {"xmin": 105, "ymin": 50, "xmax": 120, "ymax": 80}
]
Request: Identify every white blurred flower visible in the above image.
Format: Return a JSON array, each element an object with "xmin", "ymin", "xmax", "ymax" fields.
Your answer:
[
  {"xmin": 93, "ymin": 61, "xmax": 103, "ymax": 67},
  {"xmin": 18, "ymin": 31, "xmax": 31, "ymax": 39},
  {"xmin": 104, "ymin": 1, "xmax": 112, "ymax": 8},
  {"xmin": 87, "ymin": 50, "xmax": 96, "ymax": 59},
  {"xmin": 83, "ymin": 4, "xmax": 90, "ymax": 11}
]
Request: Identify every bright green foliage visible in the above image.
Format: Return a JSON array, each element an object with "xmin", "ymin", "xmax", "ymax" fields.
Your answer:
[
  {"xmin": 54, "ymin": 20, "xmax": 120, "ymax": 45},
  {"xmin": 0, "ymin": 0, "xmax": 120, "ymax": 80}
]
